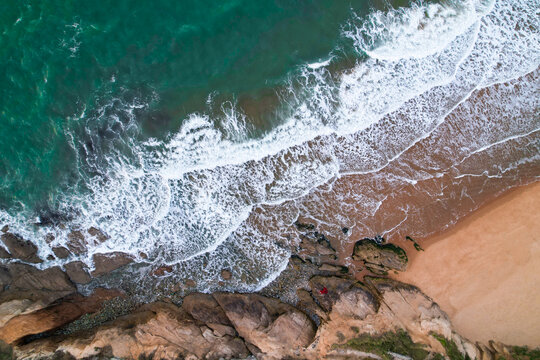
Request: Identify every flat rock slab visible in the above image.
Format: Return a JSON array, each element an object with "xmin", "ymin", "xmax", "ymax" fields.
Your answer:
[
  {"xmin": 91, "ymin": 252, "xmax": 134, "ymax": 277},
  {"xmin": 1, "ymin": 233, "xmax": 41, "ymax": 263},
  {"xmin": 64, "ymin": 261, "xmax": 91, "ymax": 284}
]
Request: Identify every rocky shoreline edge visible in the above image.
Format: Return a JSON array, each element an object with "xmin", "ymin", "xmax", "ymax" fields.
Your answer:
[{"xmin": 1, "ymin": 223, "xmax": 539, "ymax": 360}]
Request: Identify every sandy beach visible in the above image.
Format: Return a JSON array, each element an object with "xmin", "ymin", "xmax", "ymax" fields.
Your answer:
[{"xmin": 394, "ymin": 181, "xmax": 540, "ymax": 347}]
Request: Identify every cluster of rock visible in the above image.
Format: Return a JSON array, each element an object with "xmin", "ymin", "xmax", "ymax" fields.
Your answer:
[
  {"xmin": 1, "ymin": 228, "xmax": 134, "ymax": 286},
  {"xmin": 3, "ymin": 272, "xmax": 477, "ymax": 360},
  {"xmin": 1, "ymin": 225, "xmax": 538, "ymax": 359}
]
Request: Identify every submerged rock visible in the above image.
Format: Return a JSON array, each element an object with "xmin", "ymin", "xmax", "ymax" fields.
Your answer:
[
  {"xmin": 66, "ymin": 231, "xmax": 87, "ymax": 255},
  {"xmin": 220, "ymin": 269, "xmax": 232, "ymax": 280},
  {"xmin": 87, "ymin": 227, "xmax": 109, "ymax": 242},
  {"xmin": 151, "ymin": 265, "xmax": 173, "ymax": 277}
]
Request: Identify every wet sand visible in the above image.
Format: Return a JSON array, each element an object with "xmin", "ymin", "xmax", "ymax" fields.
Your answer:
[{"xmin": 394, "ymin": 181, "xmax": 540, "ymax": 347}]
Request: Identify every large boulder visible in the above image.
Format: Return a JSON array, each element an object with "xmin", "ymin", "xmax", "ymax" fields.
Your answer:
[
  {"xmin": 64, "ymin": 261, "xmax": 91, "ymax": 284},
  {"xmin": 91, "ymin": 252, "xmax": 134, "ymax": 277},
  {"xmin": 52, "ymin": 246, "xmax": 70, "ymax": 259},
  {"xmin": 213, "ymin": 293, "xmax": 316, "ymax": 359},
  {"xmin": 0, "ymin": 233, "xmax": 41, "ymax": 263},
  {"xmin": 352, "ymin": 239, "xmax": 408, "ymax": 273}
]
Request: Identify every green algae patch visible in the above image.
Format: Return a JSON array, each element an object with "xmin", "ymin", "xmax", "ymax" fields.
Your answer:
[
  {"xmin": 509, "ymin": 346, "xmax": 540, "ymax": 360},
  {"xmin": 0, "ymin": 340, "xmax": 13, "ymax": 360},
  {"xmin": 431, "ymin": 334, "xmax": 471, "ymax": 360},
  {"xmin": 333, "ymin": 330, "xmax": 431, "ymax": 360}
]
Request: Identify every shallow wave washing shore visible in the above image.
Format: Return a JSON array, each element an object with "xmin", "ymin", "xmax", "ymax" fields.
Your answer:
[{"xmin": 1, "ymin": 0, "xmax": 539, "ymax": 294}]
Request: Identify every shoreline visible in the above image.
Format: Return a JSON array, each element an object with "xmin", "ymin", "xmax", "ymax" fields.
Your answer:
[
  {"xmin": 1, "ymin": 184, "xmax": 540, "ymax": 358},
  {"xmin": 394, "ymin": 181, "xmax": 540, "ymax": 347}
]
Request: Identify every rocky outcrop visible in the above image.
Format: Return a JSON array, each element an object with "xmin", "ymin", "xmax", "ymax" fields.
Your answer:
[
  {"xmin": 64, "ymin": 261, "xmax": 91, "ymax": 284},
  {"xmin": 14, "ymin": 302, "xmax": 250, "ymax": 360},
  {"xmin": 214, "ymin": 293, "xmax": 316, "ymax": 359},
  {"xmin": 295, "ymin": 221, "xmax": 338, "ymax": 265},
  {"xmin": 91, "ymin": 252, "xmax": 134, "ymax": 277},
  {"xmin": 0, "ymin": 288, "xmax": 122, "ymax": 344},
  {"xmin": 1, "ymin": 231, "xmax": 538, "ymax": 360},
  {"xmin": 352, "ymin": 238, "xmax": 408, "ymax": 274},
  {"xmin": 0, "ymin": 263, "xmax": 76, "ymax": 328},
  {"xmin": 0, "ymin": 233, "xmax": 41, "ymax": 263},
  {"xmin": 6, "ymin": 274, "xmax": 485, "ymax": 360}
]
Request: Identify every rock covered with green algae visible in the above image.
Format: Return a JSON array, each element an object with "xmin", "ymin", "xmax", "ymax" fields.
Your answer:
[{"xmin": 352, "ymin": 238, "xmax": 408, "ymax": 274}]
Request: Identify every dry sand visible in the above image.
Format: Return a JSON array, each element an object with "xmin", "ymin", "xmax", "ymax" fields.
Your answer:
[{"xmin": 394, "ymin": 181, "xmax": 540, "ymax": 347}]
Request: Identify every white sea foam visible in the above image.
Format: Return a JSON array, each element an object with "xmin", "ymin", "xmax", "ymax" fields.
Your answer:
[
  {"xmin": 344, "ymin": 0, "xmax": 495, "ymax": 60},
  {"xmin": 1, "ymin": 0, "xmax": 538, "ymax": 293}
]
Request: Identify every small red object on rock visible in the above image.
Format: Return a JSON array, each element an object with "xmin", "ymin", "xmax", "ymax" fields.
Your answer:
[{"xmin": 320, "ymin": 287, "xmax": 328, "ymax": 294}]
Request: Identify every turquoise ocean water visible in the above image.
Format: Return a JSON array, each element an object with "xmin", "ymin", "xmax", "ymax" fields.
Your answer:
[{"xmin": 1, "ymin": 0, "xmax": 379, "ymax": 211}]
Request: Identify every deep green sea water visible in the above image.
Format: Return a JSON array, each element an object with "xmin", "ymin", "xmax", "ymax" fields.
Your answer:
[{"xmin": 0, "ymin": 0, "xmax": 377, "ymax": 212}]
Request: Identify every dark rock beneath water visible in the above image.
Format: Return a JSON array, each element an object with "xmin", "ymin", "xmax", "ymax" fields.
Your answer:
[
  {"xmin": 0, "ymin": 233, "xmax": 42, "ymax": 263},
  {"xmin": 151, "ymin": 265, "xmax": 173, "ymax": 277},
  {"xmin": 87, "ymin": 227, "xmax": 109, "ymax": 242},
  {"xmin": 64, "ymin": 261, "xmax": 91, "ymax": 284},
  {"xmin": 91, "ymin": 252, "xmax": 134, "ymax": 277},
  {"xmin": 66, "ymin": 231, "xmax": 87, "ymax": 255},
  {"xmin": 220, "ymin": 269, "xmax": 232, "ymax": 280},
  {"xmin": 1, "ymin": 225, "xmax": 8, "ymax": 233},
  {"xmin": 35, "ymin": 209, "xmax": 71, "ymax": 227},
  {"xmin": 44, "ymin": 233, "xmax": 55, "ymax": 244},
  {"xmin": 294, "ymin": 221, "xmax": 316, "ymax": 231}
]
